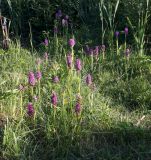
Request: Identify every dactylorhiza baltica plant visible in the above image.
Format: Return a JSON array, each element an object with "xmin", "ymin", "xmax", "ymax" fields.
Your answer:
[
  {"xmin": 27, "ymin": 103, "xmax": 35, "ymax": 117},
  {"xmin": 51, "ymin": 92, "xmax": 58, "ymax": 108},
  {"xmin": 28, "ymin": 72, "xmax": 36, "ymax": 86}
]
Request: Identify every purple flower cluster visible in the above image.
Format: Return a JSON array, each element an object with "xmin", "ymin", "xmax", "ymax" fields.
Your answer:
[
  {"xmin": 65, "ymin": 15, "xmax": 69, "ymax": 20},
  {"xmin": 68, "ymin": 39, "xmax": 76, "ymax": 48},
  {"xmin": 84, "ymin": 45, "xmax": 91, "ymax": 55},
  {"xmin": 51, "ymin": 92, "xmax": 58, "ymax": 107},
  {"xmin": 66, "ymin": 54, "xmax": 82, "ymax": 72},
  {"xmin": 44, "ymin": 39, "xmax": 49, "ymax": 46},
  {"xmin": 53, "ymin": 76, "xmax": 60, "ymax": 83},
  {"xmin": 86, "ymin": 74, "xmax": 92, "ymax": 86},
  {"xmin": 84, "ymin": 45, "xmax": 105, "ymax": 56},
  {"xmin": 55, "ymin": 10, "xmax": 62, "ymax": 19},
  {"xmin": 55, "ymin": 9, "xmax": 69, "ymax": 27},
  {"xmin": 62, "ymin": 15, "xmax": 69, "ymax": 27},
  {"xmin": 28, "ymin": 71, "xmax": 42, "ymax": 86},
  {"xmin": 75, "ymin": 94, "xmax": 82, "ymax": 115},
  {"xmin": 93, "ymin": 46, "xmax": 99, "ymax": 57},
  {"xmin": 75, "ymin": 103, "xmax": 81, "ymax": 114},
  {"xmin": 115, "ymin": 27, "xmax": 129, "ymax": 38},
  {"xmin": 28, "ymin": 72, "xmax": 36, "ymax": 86},
  {"xmin": 66, "ymin": 53, "xmax": 72, "ymax": 68},
  {"xmin": 19, "ymin": 84, "xmax": 25, "ymax": 91},
  {"xmin": 115, "ymin": 31, "xmax": 120, "ymax": 38},
  {"xmin": 62, "ymin": 19, "xmax": 68, "ymax": 27},
  {"xmin": 75, "ymin": 59, "xmax": 82, "ymax": 71},
  {"xmin": 35, "ymin": 71, "xmax": 42, "ymax": 81},
  {"xmin": 27, "ymin": 103, "xmax": 34, "ymax": 116},
  {"xmin": 124, "ymin": 27, "xmax": 128, "ymax": 36}
]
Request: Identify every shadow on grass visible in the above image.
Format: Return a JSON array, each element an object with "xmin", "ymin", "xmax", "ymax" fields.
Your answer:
[
  {"xmin": 80, "ymin": 124, "xmax": 151, "ymax": 160},
  {"xmin": 24, "ymin": 122, "xmax": 151, "ymax": 160},
  {"xmin": 1, "ymin": 118, "xmax": 151, "ymax": 160}
]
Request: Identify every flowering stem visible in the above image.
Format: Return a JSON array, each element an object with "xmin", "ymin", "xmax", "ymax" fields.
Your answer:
[
  {"xmin": 55, "ymin": 35, "xmax": 58, "ymax": 55},
  {"xmin": 116, "ymin": 39, "xmax": 119, "ymax": 55},
  {"xmin": 91, "ymin": 55, "xmax": 93, "ymax": 71},
  {"xmin": 38, "ymin": 81, "xmax": 41, "ymax": 98},
  {"xmin": 66, "ymin": 27, "xmax": 68, "ymax": 44},
  {"xmin": 31, "ymin": 86, "xmax": 34, "ymax": 97},
  {"xmin": 20, "ymin": 93, "xmax": 23, "ymax": 116},
  {"xmin": 45, "ymin": 56, "xmax": 48, "ymax": 66},
  {"xmin": 102, "ymin": 51, "xmax": 105, "ymax": 60},
  {"xmin": 125, "ymin": 35, "xmax": 127, "ymax": 52},
  {"xmin": 91, "ymin": 92, "xmax": 94, "ymax": 109},
  {"xmin": 62, "ymin": 91, "xmax": 65, "ymax": 107},
  {"xmin": 53, "ymin": 108, "xmax": 56, "ymax": 122},
  {"xmin": 125, "ymin": 59, "xmax": 128, "ymax": 81},
  {"xmin": 71, "ymin": 47, "xmax": 74, "ymax": 66},
  {"xmin": 34, "ymin": 111, "xmax": 36, "ymax": 123},
  {"xmin": 78, "ymin": 73, "xmax": 81, "ymax": 93}
]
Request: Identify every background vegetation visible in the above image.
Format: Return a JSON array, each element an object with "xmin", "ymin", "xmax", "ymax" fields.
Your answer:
[{"xmin": 2, "ymin": 0, "xmax": 151, "ymax": 46}]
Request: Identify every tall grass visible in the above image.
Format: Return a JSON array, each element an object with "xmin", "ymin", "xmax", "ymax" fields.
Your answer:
[
  {"xmin": 127, "ymin": 0, "xmax": 150, "ymax": 56},
  {"xmin": 99, "ymin": 0, "xmax": 120, "ymax": 48},
  {"xmin": 0, "ymin": 1, "xmax": 151, "ymax": 159}
]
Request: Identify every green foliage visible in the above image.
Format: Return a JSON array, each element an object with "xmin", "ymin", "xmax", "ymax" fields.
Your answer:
[
  {"xmin": 0, "ymin": 1, "xmax": 151, "ymax": 159},
  {"xmin": 1, "ymin": 0, "xmax": 151, "ymax": 46},
  {"xmin": 0, "ymin": 37, "xmax": 151, "ymax": 159},
  {"xmin": 127, "ymin": 0, "xmax": 150, "ymax": 56},
  {"xmin": 98, "ymin": 55, "xmax": 151, "ymax": 109}
]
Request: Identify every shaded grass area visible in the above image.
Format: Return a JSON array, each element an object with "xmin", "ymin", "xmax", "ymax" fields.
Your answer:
[{"xmin": 1, "ymin": 120, "xmax": 151, "ymax": 160}]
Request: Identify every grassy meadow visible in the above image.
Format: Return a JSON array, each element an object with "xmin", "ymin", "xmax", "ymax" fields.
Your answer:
[{"xmin": 0, "ymin": 0, "xmax": 151, "ymax": 159}]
